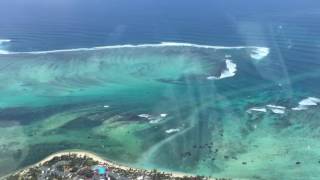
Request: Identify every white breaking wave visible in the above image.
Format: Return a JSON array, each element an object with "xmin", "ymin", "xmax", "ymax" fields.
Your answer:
[
  {"xmin": 207, "ymin": 59, "xmax": 237, "ymax": 80},
  {"xmin": 0, "ymin": 39, "xmax": 11, "ymax": 44},
  {"xmin": 247, "ymin": 105, "xmax": 286, "ymax": 114},
  {"xmin": 266, "ymin": 104, "xmax": 286, "ymax": 114},
  {"xmin": 138, "ymin": 114, "xmax": 152, "ymax": 119},
  {"xmin": 165, "ymin": 128, "xmax": 180, "ymax": 134},
  {"xmin": 0, "ymin": 50, "xmax": 9, "ymax": 54},
  {"xmin": 299, "ymin": 97, "xmax": 320, "ymax": 106},
  {"xmin": 270, "ymin": 108, "xmax": 286, "ymax": 114},
  {"xmin": 247, "ymin": 104, "xmax": 290, "ymax": 114},
  {"xmin": 291, "ymin": 106, "xmax": 308, "ymax": 111},
  {"xmin": 138, "ymin": 113, "xmax": 167, "ymax": 124},
  {"xmin": 250, "ymin": 47, "xmax": 270, "ymax": 60},
  {"xmin": 247, "ymin": 107, "xmax": 267, "ymax": 113},
  {"xmin": 248, "ymin": 98, "xmax": 320, "ymax": 114},
  {"xmin": 160, "ymin": 113, "xmax": 167, "ymax": 118},
  {"xmin": 0, "ymin": 39, "xmax": 11, "ymax": 54},
  {"xmin": 266, "ymin": 105, "xmax": 286, "ymax": 109},
  {"xmin": 220, "ymin": 59, "xmax": 237, "ymax": 79},
  {"xmin": 0, "ymin": 41, "xmax": 269, "ymax": 55},
  {"xmin": 292, "ymin": 97, "xmax": 320, "ymax": 111}
]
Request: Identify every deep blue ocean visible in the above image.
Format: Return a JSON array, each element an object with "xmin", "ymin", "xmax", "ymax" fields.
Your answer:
[
  {"xmin": 1, "ymin": 0, "xmax": 320, "ymax": 179},
  {"xmin": 0, "ymin": 0, "xmax": 320, "ymax": 50}
]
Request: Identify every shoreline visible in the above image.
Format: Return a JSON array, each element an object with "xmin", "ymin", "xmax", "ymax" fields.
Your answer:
[
  {"xmin": 39, "ymin": 150, "xmax": 194, "ymax": 178},
  {"xmin": 3, "ymin": 149, "xmax": 217, "ymax": 179}
]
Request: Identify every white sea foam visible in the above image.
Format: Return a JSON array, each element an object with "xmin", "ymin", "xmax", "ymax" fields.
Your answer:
[
  {"xmin": 266, "ymin": 104, "xmax": 286, "ymax": 114},
  {"xmin": 266, "ymin": 105, "xmax": 286, "ymax": 109},
  {"xmin": 103, "ymin": 105, "xmax": 110, "ymax": 108},
  {"xmin": 270, "ymin": 109, "xmax": 286, "ymax": 114},
  {"xmin": 138, "ymin": 113, "xmax": 167, "ymax": 123},
  {"xmin": 0, "ymin": 50, "xmax": 9, "ymax": 54},
  {"xmin": 0, "ymin": 39, "xmax": 11, "ymax": 54},
  {"xmin": 149, "ymin": 114, "xmax": 168, "ymax": 124},
  {"xmin": 160, "ymin": 113, "xmax": 167, "ymax": 118},
  {"xmin": 165, "ymin": 128, "xmax": 180, "ymax": 134},
  {"xmin": 247, "ymin": 107, "xmax": 267, "ymax": 113},
  {"xmin": 138, "ymin": 114, "xmax": 152, "ymax": 119},
  {"xmin": 291, "ymin": 106, "xmax": 308, "ymax": 111},
  {"xmin": 207, "ymin": 59, "xmax": 237, "ymax": 80},
  {"xmin": 220, "ymin": 59, "xmax": 237, "ymax": 78},
  {"xmin": 0, "ymin": 41, "xmax": 269, "ymax": 55},
  {"xmin": 250, "ymin": 47, "xmax": 270, "ymax": 60},
  {"xmin": 292, "ymin": 97, "xmax": 320, "ymax": 111},
  {"xmin": 299, "ymin": 97, "xmax": 320, "ymax": 106},
  {"xmin": 0, "ymin": 39, "xmax": 11, "ymax": 44},
  {"xmin": 149, "ymin": 118, "xmax": 162, "ymax": 124},
  {"xmin": 206, "ymin": 76, "xmax": 217, "ymax": 80}
]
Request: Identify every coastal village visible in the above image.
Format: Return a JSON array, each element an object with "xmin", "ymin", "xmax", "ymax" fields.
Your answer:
[{"xmin": 4, "ymin": 152, "xmax": 228, "ymax": 180}]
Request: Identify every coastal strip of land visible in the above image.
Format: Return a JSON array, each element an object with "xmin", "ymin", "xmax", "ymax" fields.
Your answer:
[{"xmin": 3, "ymin": 150, "xmax": 230, "ymax": 180}]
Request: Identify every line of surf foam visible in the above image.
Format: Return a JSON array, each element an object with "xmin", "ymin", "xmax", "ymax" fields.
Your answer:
[
  {"xmin": 0, "ymin": 39, "xmax": 11, "ymax": 44},
  {"xmin": 0, "ymin": 41, "xmax": 269, "ymax": 56},
  {"xmin": 0, "ymin": 39, "xmax": 11, "ymax": 54},
  {"xmin": 0, "ymin": 50, "xmax": 9, "ymax": 54}
]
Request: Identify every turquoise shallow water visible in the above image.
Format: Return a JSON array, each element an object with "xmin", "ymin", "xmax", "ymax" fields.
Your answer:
[{"xmin": 1, "ymin": 43, "xmax": 320, "ymax": 179}]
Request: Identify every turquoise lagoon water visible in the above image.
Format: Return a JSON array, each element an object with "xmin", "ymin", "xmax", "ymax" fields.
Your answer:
[{"xmin": 0, "ymin": 42, "xmax": 320, "ymax": 180}]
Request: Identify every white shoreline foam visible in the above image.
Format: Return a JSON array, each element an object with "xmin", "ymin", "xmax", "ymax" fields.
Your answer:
[{"xmin": 0, "ymin": 41, "xmax": 269, "ymax": 55}]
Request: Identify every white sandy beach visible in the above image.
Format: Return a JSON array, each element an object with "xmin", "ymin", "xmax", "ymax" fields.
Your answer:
[{"xmin": 34, "ymin": 150, "xmax": 197, "ymax": 178}]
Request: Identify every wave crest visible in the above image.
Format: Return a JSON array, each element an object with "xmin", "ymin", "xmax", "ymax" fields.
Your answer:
[
  {"xmin": 207, "ymin": 59, "xmax": 237, "ymax": 80},
  {"xmin": 0, "ymin": 41, "xmax": 269, "ymax": 56},
  {"xmin": 0, "ymin": 39, "xmax": 11, "ymax": 54},
  {"xmin": 250, "ymin": 47, "xmax": 270, "ymax": 60},
  {"xmin": 0, "ymin": 39, "xmax": 11, "ymax": 44},
  {"xmin": 292, "ymin": 97, "xmax": 320, "ymax": 111}
]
